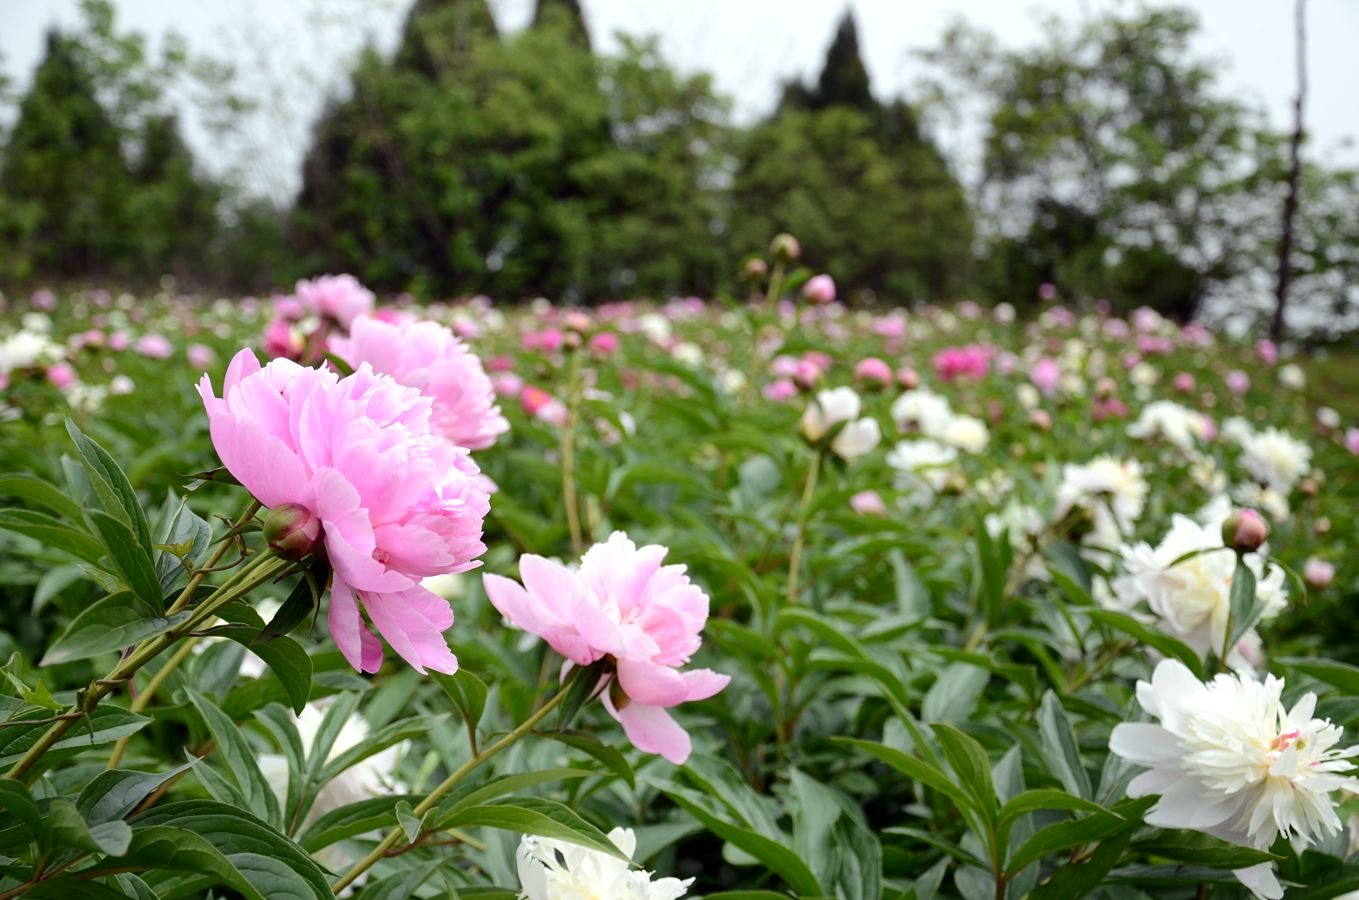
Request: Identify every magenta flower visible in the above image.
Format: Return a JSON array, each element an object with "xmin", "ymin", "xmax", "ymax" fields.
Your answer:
[
  {"xmin": 331, "ymin": 317, "xmax": 509, "ymax": 452},
  {"xmin": 483, "ymin": 532, "xmax": 730, "ymax": 764},
  {"xmin": 198, "ymin": 349, "xmax": 490, "ymax": 675}
]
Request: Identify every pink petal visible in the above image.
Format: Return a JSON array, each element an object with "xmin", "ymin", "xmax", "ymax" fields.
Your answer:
[
  {"xmin": 603, "ymin": 693, "xmax": 692, "ymax": 765},
  {"xmin": 362, "ymin": 584, "xmax": 459, "ymax": 675},
  {"xmin": 206, "ymin": 411, "xmax": 310, "ymax": 509},
  {"xmin": 682, "ymin": 668, "xmax": 731, "ymax": 702},
  {"xmin": 328, "ymin": 575, "xmax": 383, "ymax": 673},
  {"xmin": 616, "ymin": 657, "xmax": 691, "ymax": 707}
]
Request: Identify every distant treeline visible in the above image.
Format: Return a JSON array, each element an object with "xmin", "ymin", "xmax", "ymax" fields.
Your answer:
[{"xmin": 1, "ymin": 0, "xmax": 1355, "ymax": 332}]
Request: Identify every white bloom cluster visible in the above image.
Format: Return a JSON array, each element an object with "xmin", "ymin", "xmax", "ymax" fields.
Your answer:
[
  {"xmin": 890, "ymin": 387, "xmax": 990, "ymax": 453},
  {"xmin": 801, "ymin": 387, "xmax": 880, "ymax": 460},
  {"xmin": 1239, "ymin": 427, "xmax": 1313, "ymax": 495},
  {"xmin": 1053, "ymin": 456, "xmax": 1148, "ymax": 549},
  {"xmin": 0, "ymin": 330, "xmax": 64, "ymax": 375},
  {"xmin": 1127, "ymin": 400, "xmax": 1211, "ymax": 451},
  {"xmin": 517, "ymin": 828, "xmax": 691, "ymax": 900}
]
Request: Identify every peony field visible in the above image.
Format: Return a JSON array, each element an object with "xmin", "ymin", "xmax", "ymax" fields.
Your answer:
[{"xmin": 0, "ymin": 255, "xmax": 1356, "ymax": 899}]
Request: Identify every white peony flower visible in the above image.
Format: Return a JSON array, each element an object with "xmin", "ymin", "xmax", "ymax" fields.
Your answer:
[
  {"xmin": 1054, "ymin": 457, "xmax": 1148, "ymax": 548},
  {"xmin": 887, "ymin": 439, "xmax": 957, "ymax": 495},
  {"xmin": 937, "ymin": 414, "xmax": 989, "ymax": 454},
  {"xmin": 0, "ymin": 330, "xmax": 63, "ymax": 374},
  {"xmin": 1127, "ymin": 400, "xmax": 1211, "ymax": 451},
  {"xmin": 1239, "ymin": 427, "xmax": 1312, "ymax": 494},
  {"xmin": 1317, "ymin": 406, "xmax": 1341, "ymax": 429},
  {"xmin": 890, "ymin": 388, "xmax": 953, "ymax": 435},
  {"xmin": 800, "ymin": 387, "xmax": 861, "ymax": 442},
  {"xmin": 1232, "ymin": 482, "xmax": 1292, "ymax": 523},
  {"xmin": 1111, "ymin": 660, "xmax": 1359, "ymax": 899},
  {"xmin": 672, "ymin": 342, "xmax": 703, "ymax": 367},
  {"xmin": 1221, "ymin": 416, "xmax": 1255, "ymax": 446},
  {"xmin": 517, "ymin": 828, "xmax": 691, "ymax": 900},
  {"xmin": 831, "ymin": 416, "xmax": 881, "ymax": 461},
  {"xmin": 1278, "ymin": 363, "xmax": 1306, "ymax": 390},
  {"xmin": 1112, "ymin": 514, "xmax": 1287, "ymax": 663}
]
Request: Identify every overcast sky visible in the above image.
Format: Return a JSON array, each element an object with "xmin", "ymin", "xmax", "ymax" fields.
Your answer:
[{"xmin": 3, "ymin": 0, "xmax": 1356, "ymax": 201}]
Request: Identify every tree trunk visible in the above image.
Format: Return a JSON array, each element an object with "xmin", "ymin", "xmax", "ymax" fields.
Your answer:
[{"xmin": 1270, "ymin": 0, "xmax": 1307, "ymax": 343}]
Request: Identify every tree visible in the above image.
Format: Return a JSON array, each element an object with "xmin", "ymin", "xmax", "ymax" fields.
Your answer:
[
  {"xmin": 532, "ymin": 0, "xmax": 591, "ymax": 51},
  {"xmin": 781, "ymin": 10, "xmax": 874, "ymax": 114}
]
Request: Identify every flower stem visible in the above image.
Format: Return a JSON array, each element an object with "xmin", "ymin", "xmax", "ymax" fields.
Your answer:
[
  {"xmin": 331, "ymin": 679, "xmax": 577, "ymax": 894},
  {"xmin": 7, "ymin": 549, "xmax": 286, "ymax": 783},
  {"xmin": 785, "ymin": 450, "xmax": 822, "ymax": 606},
  {"xmin": 560, "ymin": 349, "xmax": 585, "ymax": 556}
]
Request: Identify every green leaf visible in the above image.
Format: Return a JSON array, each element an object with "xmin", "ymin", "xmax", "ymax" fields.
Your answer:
[
  {"xmin": 207, "ymin": 620, "xmax": 312, "ymax": 714},
  {"xmin": 932, "ymin": 724, "xmax": 997, "ymax": 825},
  {"xmin": 66, "ymin": 418, "xmax": 154, "ymax": 553},
  {"xmin": 432, "ymin": 668, "xmax": 487, "ymax": 734},
  {"xmin": 443, "ymin": 796, "xmax": 627, "ymax": 861},
  {"xmin": 0, "ymin": 708, "xmax": 152, "ymax": 769},
  {"xmin": 1003, "ymin": 799, "xmax": 1154, "ymax": 879},
  {"xmin": 0, "ymin": 473, "xmax": 86, "ymax": 522},
  {"xmin": 1132, "ymin": 831, "xmax": 1279, "ymax": 868},
  {"xmin": 317, "ymin": 714, "xmax": 441, "ymax": 785},
  {"xmin": 394, "ymin": 800, "xmax": 423, "ymax": 843},
  {"xmin": 297, "ymin": 795, "xmax": 421, "ymax": 852},
  {"xmin": 440, "ymin": 768, "xmax": 599, "ymax": 822},
  {"xmin": 1281, "ymin": 657, "xmax": 1359, "ymax": 694},
  {"xmin": 87, "ymin": 510, "xmax": 164, "ymax": 610},
  {"xmin": 153, "ymin": 498, "xmax": 213, "ymax": 592},
  {"xmin": 186, "ymin": 690, "xmax": 281, "ymax": 828},
  {"xmin": 353, "ymin": 858, "xmax": 446, "ymax": 900},
  {"xmin": 1226, "ymin": 557, "xmax": 1260, "ymax": 651},
  {"xmin": 542, "ymin": 730, "xmax": 636, "ymax": 790},
  {"xmin": 1029, "ymin": 825, "xmax": 1136, "ymax": 900},
  {"xmin": 922, "ymin": 663, "xmax": 989, "ymax": 725},
  {"xmin": 0, "ymin": 508, "xmax": 107, "ymax": 565},
  {"xmin": 47, "ymin": 799, "xmax": 132, "ymax": 856},
  {"xmin": 76, "ymin": 761, "xmax": 198, "ymax": 825},
  {"xmin": 835, "ymin": 737, "xmax": 975, "ymax": 815},
  {"xmin": 997, "ymin": 790, "xmax": 1110, "ymax": 830},
  {"xmin": 131, "ymin": 800, "xmax": 330, "ymax": 900},
  {"xmin": 41, "ymin": 591, "xmax": 190, "ymax": 666},
  {"xmin": 554, "ymin": 659, "xmax": 608, "ymax": 731},
  {"xmin": 1037, "ymin": 691, "xmax": 1092, "ymax": 799},
  {"xmin": 259, "ymin": 558, "xmax": 329, "ymax": 642},
  {"xmin": 656, "ymin": 783, "xmax": 823, "ymax": 896},
  {"xmin": 890, "ymin": 550, "xmax": 930, "ymax": 621},
  {"xmin": 0, "ymin": 778, "xmax": 45, "ymax": 842},
  {"xmin": 86, "ymin": 824, "xmax": 261, "ymax": 899},
  {"xmin": 1086, "ymin": 609, "xmax": 1204, "ymax": 678}
]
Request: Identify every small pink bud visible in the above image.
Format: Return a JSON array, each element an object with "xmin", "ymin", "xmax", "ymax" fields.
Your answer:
[
  {"xmin": 896, "ymin": 366, "xmax": 919, "ymax": 390},
  {"xmin": 743, "ymin": 258, "xmax": 769, "ymax": 279},
  {"xmin": 263, "ymin": 503, "xmax": 321, "ymax": 559},
  {"xmin": 1222, "ymin": 509, "xmax": 1268, "ymax": 554},
  {"xmin": 770, "ymin": 233, "xmax": 801, "ymax": 263},
  {"xmin": 1304, "ymin": 557, "xmax": 1335, "ymax": 589},
  {"xmin": 850, "ymin": 490, "xmax": 887, "ymax": 516},
  {"xmin": 854, "ymin": 357, "xmax": 892, "ymax": 390},
  {"xmin": 803, "ymin": 274, "xmax": 836, "ymax": 305},
  {"xmin": 792, "ymin": 360, "xmax": 822, "ymax": 391},
  {"xmin": 1029, "ymin": 409, "xmax": 1052, "ymax": 431}
]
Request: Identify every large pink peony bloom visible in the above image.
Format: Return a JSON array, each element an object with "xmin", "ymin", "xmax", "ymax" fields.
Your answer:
[
  {"xmin": 198, "ymin": 349, "xmax": 490, "ymax": 675},
  {"xmin": 483, "ymin": 532, "xmax": 730, "ymax": 764},
  {"xmin": 330, "ymin": 317, "xmax": 509, "ymax": 451}
]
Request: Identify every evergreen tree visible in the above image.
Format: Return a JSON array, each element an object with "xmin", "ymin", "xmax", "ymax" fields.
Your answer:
[
  {"xmin": 781, "ymin": 10, "xmax": 874, "ymax": 114},
  {"xmin": 395, "ymin": 0, "xmax": 499, "ymax": 78},
  {"xmin": 532, "ymin": 0, "xmax": 591, "ymax": 51}
]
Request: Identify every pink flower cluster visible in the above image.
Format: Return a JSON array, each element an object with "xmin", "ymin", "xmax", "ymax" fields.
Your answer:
[
  {"xmin": 484, "ymin": 532, "xmax": 730, "ymax": 764},
  {"xmin": 330, "ymin": 317, "xmax": 509, "ymax": 452},
  {"xmin": 263, "ymin": 275, "xmax": 376, "ymax": 362},
  {"xmin": 199, "ymin": 350, "xmax": 490, "ymax": 675},
  {"xmin": 931, "ymin": 344, "xmax": 993, "ymax": 382}
]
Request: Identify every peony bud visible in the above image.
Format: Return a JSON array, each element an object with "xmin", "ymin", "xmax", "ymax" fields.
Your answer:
[
  {"xmin": 854, "ymin": 357, "xmax": 893, "ymax": 390},
  {"xmin": 742, "ymin": 258, "xmax": 769, "ymax": 280},
  {"xmin": 1221, "ymin": 509, "xmax": 1268, "ymax": 554},
  {"xmin": 264, "ymin": 502, "xmax": 321, "ymax": 559},
  {"xmin": 1304, "ymin": 557, "xmax": 1335, "ymax": 589},
  {"xmin": 770, "ymin": 233, "xmax": 801, "ymax": 263},
  {"xmin": 802, "ymin": 274, "xmax": 836, "ymax": 305}
]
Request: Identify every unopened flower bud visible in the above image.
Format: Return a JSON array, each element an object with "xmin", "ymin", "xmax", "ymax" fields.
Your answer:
[
  {"xmin": 1222, "ymin": 509, "xmax": 1268, "ymax": 554},
  {"xmin": 1304, "ymin": 557, "xmax": 1335, "ymax": 589},
  {"xmin": 1315, "ymin": 516, "xmax": 1331, "ymax": 536},
  {"xmin": 264, "ymin": 502, "xmax": 321, "ymax": 559},
  {"xmin": 1300, "ymin": 477, "xmax": 1319, "ymax": 498},
  {"xmin": 770, "ymin": 233, "xmax": 801, "ymax": 263},
  {"xmin": 742, "ymin": 258, "xmax": 769, "ymax": 280}
]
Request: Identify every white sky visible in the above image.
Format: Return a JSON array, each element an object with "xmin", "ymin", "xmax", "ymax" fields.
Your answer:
[{"xmin": 2, "ymin": 0, "xmax": 1357, "ymax": 202}]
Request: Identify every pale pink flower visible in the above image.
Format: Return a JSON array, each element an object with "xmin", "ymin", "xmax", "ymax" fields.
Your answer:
[
  {"xmin": 31, "ymin": 289, "xmax": 56, "ymax": 311},
  {"xmin": 109, "ymin": 332, "xmax": 130, "ymax": 352},
  {"xmin": 850, "ymin": 490, "xmax": 886, "ymax": 516},
  {"xmin": 493, "ymin": 373, "xmax": 524, "ymax": 397},
  {"xmin": 803, "ymin": 274, "xmax": 836, "ymax": 304},
  {"xmin": 1031, "ymin": 357, "xmax": 1061, "ymax": 396},
  {"xmin": 1346, "ymin": 428, "xmax": 1359, "ymax": 455},
  {"xmin": 46, "ymin": 363, "xmax": 76, "ymax": 390},
  {"xmin": 854, "ymin": 357, "xmax": 893, "ymax": 390},
  {"xmin": 763, "ymin": 379, "xmax": 798, "ymax": 402},
  {"xmin": 294, "ymin": 274, "xmax": 374, "ymax": 329},
  {"xmin": 1305, "ymin": 558, "xmax": 1336, "ymax": 589},
  {"xmin": 1256, "ymin": 339, "xmax": 1279, "ymax": 365},
  {"xmin": 331, "ymin": 317, "xmax": 509, "ymax": 451},
  {"xmin": 187, "ymin": 343, "xmax": 216, "ymax": 370},
  {"xmin": 197, "ymin": 350, "xmax": 490, "ymax": 675},
  {"xmin": 1172, "ymin": 372, "xmax": 1196, "ymax": 393},
  {"xmin": 135, "ymin": 334, "xmax": 173, "ymax": 359},
  {"xmin": 588, "ymin": 332, "xmax": 619, "ymax": 356},
  {"xmin": 484, "ymin": 532, "xmax": 730, "ymax": 764},
  {"xmin": 1226, "ymin": 370, "xmax": 1250, "ymax": 396}
]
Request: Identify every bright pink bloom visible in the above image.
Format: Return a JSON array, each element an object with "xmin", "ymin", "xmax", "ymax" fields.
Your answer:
[
  {"xmin": 588, "ymin": 332, "xmax": 619, "ymax": 356},
  {"xmin": 803, "ymin": 274, "xmax": 836, "ymax": 304},
  {"xmin": 46, "ymin": 363, "xmax": 76, "ymax": 390},
  {"xmin": 854, "ymin": 357, "xmax": 893, "ymax": 390},
  {"xmin": 263, "ymin": 318, "xmax": 303, "ymax": 361},
  {"xmin": 520, "ymin": 386, "xmax": 567, "ymax": 427},
  {"xmin": 483, "ymin": 532, "xmax": 730, "ymax": 764},
  {"xmin": 187, "ymin": 343, "xmax": 216, "ymax": 370},
  {"xmin": 135, "ymin": 334, "xmax": 173, "ymax": 359},
  {"xmin": 1172, "ymin": 372, "xmax": 1195, "ymax": 393},
  {"xmin": 931, "ymin": 344, "xmax": 992, "ymax": 382},
  {"xmin": 1031, "ymin": 357, "xmax": 1061, "ymax": 396},
  {"xmin": 1347, "ymin": 428, "xmax": 1359, "ymax": 455},
  {"xmin": 331, "ymin": 317, "xmax": 509, "ymax": 451},
  {"xmin": 293, "ymin": 274, "xmax": 374, "ymax": 329},
  {"xmin": 792, "ymin": 359, "xmax": 822, "ymax": 391},
  {"xmin": 197, "ymin": 350, "xmax": 490, "ymax": 675}
]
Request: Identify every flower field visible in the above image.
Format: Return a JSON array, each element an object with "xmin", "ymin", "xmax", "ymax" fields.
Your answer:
[{"xmin": 1, "ymin": 261, "xmax": 1358, "ymax": 899}]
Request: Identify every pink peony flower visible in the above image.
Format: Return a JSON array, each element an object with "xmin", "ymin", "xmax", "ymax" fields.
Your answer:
[
  {"xmin": 520, "ymin": 386, "xmax": 568, "ymax": 427},
  {"xmin": 31, "ymin": 289, "xmax": 57, "ymax": 311},
  {"xmin": 197, "ymin": 349, "xmax": 490, "ymax": 675},
  {"xmin": 763, "ymin": 378, "xmax": 798, "ymax": 402},
  {"xmin": 1031, "ymin": 357, "xmax": 1061, "ymax": 396},
  {"xmin": 896, "ymin": 366, "xmax": 920, "ymax": 390},
  {"xmin": 1304, "ymin": 558, "xmax": 1335, "ymax": 589},
  {"xmin": 1226, "ymin": 370, "xmax": 1250, "ymax": 396},
  {"xmin": 483, "ymin": 532, "xmax": 730, "ymax": 764},
  {"xmin": 931, "ymin": 344, "xmax": 992, "ymax": 382},
  {"xmin": 850, "ymin": 490, "xmax": 887, "ymax": 516},
  {"xmin": 854, "ymin": 357, "xmax": 892, "ymax": 390},
  {"xmin": 187, "ymin": 343, "xmax": 216, "ymax": 370},
  {"xmin": 135, "ymin": 334, "xmax": 173, "ymax": 359},
  {"xmin": 263, "ymin": 317, "xmax": 304, "ymax": 361},
  {"xmin": 1172, "ymin": 372, "xmax": 1195, "ymax": 393},
  {"xmin": 1256, "ymin": 339, "xmax": 1278, "ymax": 365},
  {"xmin": 46, "ymin": 363, "xmax": 76, "ymax": 390},
  {"xmin": 803, "ymin": 274, "xmax": 836, "ymax": 304},
  {"xmin": 331, "ymin": 317, "xmax": 509, "ymax": 452},
  {"xmin": 1347, "ymin": 428, "xmax": 1359, "ymax": 455},
  {"xmin": 294, "ymin": 274, "xmax": 374, "ymax": 329},
  {"xmin": 492, "ymin": 373, "xmax": 524, "ymax": 397},
  {"xmin": 588, "ymin": 332, "xmax": 619, "ymax": 356},
  {"xmin": 792, "ymin": 359, "xmax": 822, "ymax": 391},
  {"xmin": 1038, "ymin": 282, "xmax": 1058, "ymax": 301}
]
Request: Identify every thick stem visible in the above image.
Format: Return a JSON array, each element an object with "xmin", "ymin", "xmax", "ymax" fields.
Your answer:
[
  {"xmin": 785, "ymin": 450, "xmax": 822, "ymax": 606},
  {"xmin": 331, "ymin": 682, "xmax": 576, "ymax": 893}
]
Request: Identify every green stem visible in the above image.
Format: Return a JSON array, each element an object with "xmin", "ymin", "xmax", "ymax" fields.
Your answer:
[
  {"xmin": 560, "ymin": 349, "xmax": 584, "ymax": 556},
  {"xmin": 785, "ymin": 450, "xmax": 822, "ymax": 607},
  {"xmin": 331, "ymin": 680, "xmax": 577, "ymax": 893},
  {"xmin": 7, "ymin": 550, "xmax": 286, "ymax": 783}
]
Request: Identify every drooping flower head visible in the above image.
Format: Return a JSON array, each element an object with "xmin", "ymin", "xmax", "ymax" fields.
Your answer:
[
  {"xmin": 1111, "ymin": 660, "xmax": 1359, "ymax": 898},
  {"xmin": 517, "ymin": 828, "xmax": 691, "ymax": 900},
  {"xmin": 198, "ymin": 349, "xmax": 490, "ymax": 675},
  {"xmin": 330, "ymin": 317, "xmax": 509, "ymax": 451},
  {"xmin": 483, "ymin": 532, "xmax": 729, "ymax": 764}
]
